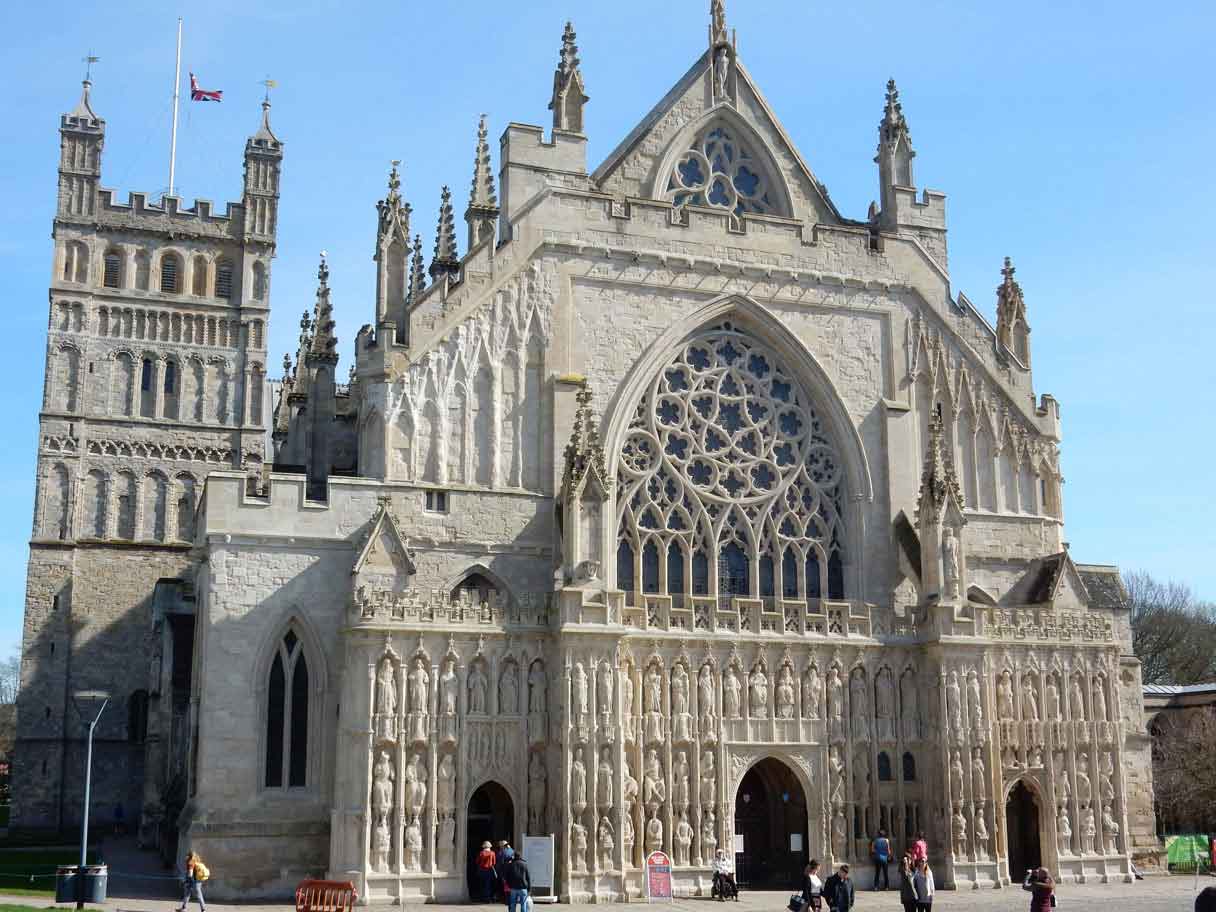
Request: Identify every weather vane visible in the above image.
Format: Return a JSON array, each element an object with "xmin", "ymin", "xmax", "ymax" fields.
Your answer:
[
  {"xmin": 82, "ymin": 53, "xmax": 100, "ymax": 81},
  {"xmin": 260, "ymin": 76, "xmax": 277, "ymax": 103}
]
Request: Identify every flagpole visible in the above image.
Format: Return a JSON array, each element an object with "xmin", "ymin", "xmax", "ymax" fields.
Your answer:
[{"xmin": 168, "ymin": 17, "xmax": 182, "ymax": 197}]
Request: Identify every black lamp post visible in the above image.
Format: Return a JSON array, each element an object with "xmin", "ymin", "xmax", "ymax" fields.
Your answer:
[{"xmin": 71, "ymin": 690, "xmax": 109, "ymax": 910}]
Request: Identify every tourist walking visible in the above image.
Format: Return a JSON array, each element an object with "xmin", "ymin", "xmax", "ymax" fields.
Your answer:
[
  {"xmin": 822, "ymin": 864, "xmax": 854, "ymax": 912},
  {"xmin": 871, "ymin": 829, "xmax": 891, "ymax": 890},
  {"xmin": 176, "ymin": 851, "xmax": 208, "ymax": 912},
  {"xmin": 475, "ymin": 841, "xmax": 497, "ymax": 902},
  {"xmin": 801, "ymin": 860, "xmax": 824, "ymax": 911},
  {"xmin": 911, "ymin": 832, "xmax": 928, "ymax": 866},
  {"xmin": 898, "ymin": 855, "xmax": 917, "ymax": 912},
  {"xmin": 912, "ymin": 858, "xmax": 934, "ymax": 912},
  {"xmin": 502, "ymin": 851, "xmax": 531, "ymax": 912},
  {"xmin": 1021, "ymin": 867, "xmax": 1054, "ymax": 912}
]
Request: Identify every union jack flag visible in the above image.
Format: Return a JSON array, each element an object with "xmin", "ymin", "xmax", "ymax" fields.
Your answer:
[{"xmin": 189, "ymin": 72, "xmax": 222, "ymax": 102}]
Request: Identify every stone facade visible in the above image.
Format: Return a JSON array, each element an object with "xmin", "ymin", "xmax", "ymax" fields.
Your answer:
[{"xmin": 18, "ymin": 3, "xmax": 1157, "ymax": 903}]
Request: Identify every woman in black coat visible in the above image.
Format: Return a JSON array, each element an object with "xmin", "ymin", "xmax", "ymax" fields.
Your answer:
[{"xmin": 898, "ymin": 854, "xmax": 917, "ymax": 912}]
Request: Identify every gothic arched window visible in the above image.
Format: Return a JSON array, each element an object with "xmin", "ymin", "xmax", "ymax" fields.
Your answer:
[
  {"xmin": 902, "ymin": 751, "xmax": 916, "ymax": 782},
  {"xmin": 215, "ymin": 259, "xmax": 234, "ymax": 299},
  {"xmin": 617, "ymin": 322, "xmax": 847, "ymax": 602},
  {"xmin": 877, "ymin": 752, "xmax": 893, "ymax": 782},
  {"xmin": 449, "ymin": 571, "xmax": 501, "ymax": 607},
  {"xmin": 665, "ymin": 124, "xmax": 778, "ymax": 224},
  {"xmin": 160, "ymin": 253, "xmax": 182, "ymax": 294},
  {"xmin": 264, "ymin": 629, "xmax": 310, "ymax": 789}
]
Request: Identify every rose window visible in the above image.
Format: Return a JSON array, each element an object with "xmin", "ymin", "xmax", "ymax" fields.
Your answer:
[
  {"xmin": 665, "ymin": 125, "xmax": 775, "ymax": 221},
  {"xmin": 616, "ymin": 324, "xmax": 846, "ymax": 602}
]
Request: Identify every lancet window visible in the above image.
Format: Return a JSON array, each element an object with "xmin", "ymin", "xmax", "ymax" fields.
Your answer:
[
  {"xmin": 665, "ymin": 124, "xmax": 777, "ymax": 222},
  {"xmin": 616, "ymin": 323, "xmax": 847, "ymax": 605},
  {"xmin": 264, "ymin": 628, "xmax": 310, "ymax": 789}
]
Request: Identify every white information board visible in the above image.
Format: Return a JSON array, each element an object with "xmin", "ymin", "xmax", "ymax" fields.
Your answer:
[
  {"xmin": 790, "ymin": 833, "xmax": 803, "ymax": 852},
  {"xmin": 733, "ymin": 834, "xmax": 745, "ymax": 854},
  {"xmin": 523, "ymin": 835, "xmax": 554, "ymax": 890}
]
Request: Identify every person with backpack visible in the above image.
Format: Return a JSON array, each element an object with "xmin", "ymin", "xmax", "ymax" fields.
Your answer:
[
  {"xmin": 176, "ymin": 851, "xmax": 208, "ymax": 912},
  {"xmin": 912, "ymin": 858, "xmax": 934, "ymax": 912},
  {"xmin": 1021, "ymin": 867, "xmax": 1054, "ymax": 912},
  {"xmin": 822, "ymin": 864, "xmax": 854, "ymax": 912},
  {"xmin": 871, "ymin": 829, "xmax": 891, "ymax": 890},
  {"xmin": 502, "ymin": 851, "xmax": 531, "ymax": 912}
]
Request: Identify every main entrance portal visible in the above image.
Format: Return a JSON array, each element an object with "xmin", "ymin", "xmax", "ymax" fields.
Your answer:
[
  {"xmin": 466, "ymin": 781, "xmax": 514, "ymax": 899},
  {"xmin": 1005, "ymin": 780, "xmax": 1042, "ymax": 877},
  {"xmin": 734, "ymin": 758, "xmax": 809, "ymax": 888}
]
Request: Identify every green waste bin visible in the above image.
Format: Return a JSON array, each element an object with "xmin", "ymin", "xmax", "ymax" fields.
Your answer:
[{"xmin": 55, "ymin": 864, "xmax": 108, "ymax": 904}]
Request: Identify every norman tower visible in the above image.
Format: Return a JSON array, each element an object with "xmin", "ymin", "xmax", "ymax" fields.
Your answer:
[{"xmin": 13, "ymin": 78, "xmax": 282, "ymax": 841}]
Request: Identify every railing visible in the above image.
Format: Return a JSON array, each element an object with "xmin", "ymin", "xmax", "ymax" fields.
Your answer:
[
  {"xmin": 620, "ymin": 592, "xmax": 873, "ymax": 637},
  {"xmin": 351, "ymin": 588, "xmax": 552, "ymax": 628}
]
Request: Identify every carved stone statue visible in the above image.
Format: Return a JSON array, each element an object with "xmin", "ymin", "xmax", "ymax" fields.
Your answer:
[
  {"xmin": 943, "ymin": 527, "xmax": 961, "ymax": 599},
  {"xmin": 574, "ymin": 662, "xmax": 589, "ymax": 716},
  {"xmin": 749, "ymin": 666, "xmax": 769, "ymax": 718},
  {"xmin": 1099, "ymin": 753, "xmax": 1115, "ymax": 802},
  {"xmin": 966, "ymin": 669, "xmax": 983, "ymax": 729},
  {"xmin": 723, "ymin": 666, "xmax": 742, "ymax": 719},
  {"xmin": 598, "ymin": 746, "xmax": 615, "ymax": 809},
  {"xmin": 571, "ymin": 747, "xmax": 588, "ymax": 812},
  {"xmin": 407, "ymin": 657, "xmax": 430, "ymax": 741},
  {"xmin": 701, "ymin": 808, "xmax": 718, "ymax": 858},
  {"xmin": 1058, "ymin": 769, "xmax": 1072, "ymax": 803},
  {"xmin": 623, "ymin": 670, "xmax": 635, "ymax": 727},
  {"xmin": 831, "ymin": 809, "xmax": 847, "ymax": 859},
  {"xmin": 1076, "ymin": 754, "xmax": 1092, "ymax": 805},
  {"xmin": 405, "ymin": 753, "xmax": 427, "ymax": 817},
  {"xmin": 437, "ymin": 753, "xmax": 456, "ymax": 814},
  {"xmin": 1045, "ymin": 675, "xmax": 1061, "ymax": 722},
  {"xmin": 572, "ymin": 821, "xmax": 588, "ymax": 873},
  {"xmin": 1058, "ymin": 806, "xmax": 1073, "ymax": 854},
  {"xmin": 829, "ymin": 745, "xmax": 845, "ymax": 804},
  {"xmin": 1101, "ymin": 803, "xmax": 1120, "ymax": 855},
  {"xmin": 997, "ymin": 670, "xmax": 1015, "ymax": 721},
  {"xmin": 528, "ymin": 661, "xmax": 547, "ymax": 713},
  {"xmin": 946, "ymin": 670, "xmax": 963, "ymax": 732},
  {"xmin": 469, "ymin": 663, "xmax": 488, "ymax": 714},
  {"xmin": 804, "ymin": 665, "xmax": 822, "ymax": 720},
  {"xmin": 971, "ymin": 747, "xmax": 986, "ymax": 802},
  {"xmin": 1022, "ymin": 675, "xmax": 1040, "ymax": 721},
  {"xmin": 673, "ymin": 751, "xmax": 691, "ymax": 812},
  {"xmin": 643, "ymin": 748, "xmax": 666, "ymax": 811},
  {"xmin": 375, "ymin": 656, "xmax": 397, "ymax": 717},
  {"xmin": 949, "ymin": 751, "xmax": 965, "ymax": 804},
  {"xmin": 700, "ymin": 751, "xmax": 717, "ymax": 808},
  {"xmin": 1081, "ymin": 806, "xmax": 1096, "ymax": 855},
  {"xmin": 849, "ymin": 669, "xmax": 869, "ymax": 740},
  {"xmin": 404, "ymin": 817, "xmax": 423, "ymax": 871},
  {"xmin": 973, "ymin": 809, "xmax": 990, "ymax": 860},
  {"xmin": 674, "ymin": 811, "xmax": 693, "ymax": 866},
  {"xmin": 776, "ymin": 666, "xmax": 796, "ymax": 719},
  {"xmin": 500, "ymin": 663, "xmax": 519, "ymax": 714},
  {"xmin": 598, "ymin": 662, "xmax": 615, "ymax": 720},
  {"xmin": 645, "ymin": 813, "xmax": 663, "ymax": 855},
  {"xmin": 624, "ymin": 757, "xmax": 639, "ymax": 812},
  {"xmin": 900, "ymin": 670, "xmax": 919, "ymax": 741},
  {"xmin": 372, "ymin": 815, "xmax": 391, "ymax": 873},
  {"xmin": 698, "ymin": 665, "xmax": 716, "ymax": 730},
  {"xmin": 827, "ymin": 666, "xmax": 844, "ymax": 741},
  {"xmin": 951, "ymin": 807, "xmax": 968, "ymax": 858},
  {"xmin": 528, "ymin": 753, "xmax": 547, "ymax": 833},
  {"xmin": 645, "ymin": 664, "xmax": 665, "ymax": 741},
  {"xmin": 371, "ymin": 749, "xmax": 394, "ymax": 823},
  {"xmin": 622, "ymin": 809, "xmax": 635, "ymax": 859},
  {"xmin": 875, "ymin": 667, "xmax": 895, "ymax": 741},
  {"xmin": 438, "ymin": 658, "xmax": 458, "ymax": 715},
  {"xmin": 598, "ymin": 816, "xmax": 615, "ymax": 870},
  {"xmin": 713, "ymin": 46, "xmax": 730, "ymax": 99},
  {"xmin": 1092, "ymin": 678, "xmax": 1108, "ymax": 723},
  {"xmin": 437, "ymin": 814, "xmax": 456, "ymax": 870},
  {"xmin": 672, "ymin": 664, "xmax": 692, "ymax": 741},
  {"xmin": 1070, "ymin": 675, "xmax": 1086, "ymax": 721}
]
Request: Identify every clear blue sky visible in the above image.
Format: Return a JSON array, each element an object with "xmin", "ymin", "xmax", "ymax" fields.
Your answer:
[{"xmin": 2, "ymin": 0, "xmax": 1214, "ymax": 658}]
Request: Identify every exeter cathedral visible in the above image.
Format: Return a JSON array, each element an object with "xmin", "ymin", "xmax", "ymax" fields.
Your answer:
[{"xmin": 15, "ymin": 2, "xmax": 1158, "ymax": 902}]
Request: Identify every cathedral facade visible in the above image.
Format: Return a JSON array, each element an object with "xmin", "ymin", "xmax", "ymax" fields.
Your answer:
[{"xmin": 17, "ymin": 3, "xmax": 1157, "ymax": 902}]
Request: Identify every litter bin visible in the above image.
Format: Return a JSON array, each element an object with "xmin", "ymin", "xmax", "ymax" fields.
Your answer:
[{"xmin": 55, "ymin": 864, "xmax": 108, "ymax": 904}]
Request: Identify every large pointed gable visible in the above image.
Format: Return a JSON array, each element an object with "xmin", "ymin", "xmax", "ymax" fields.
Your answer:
[
  {"xmin": 353, "ymin": 495, "xmax": 417, "ymax": 594},
  {"xmin": 591, "ymin": 30, "xmax": 843, "ymax": 226}
]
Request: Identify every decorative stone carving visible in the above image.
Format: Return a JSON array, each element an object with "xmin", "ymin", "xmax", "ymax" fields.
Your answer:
[
  {"xmin": 622, "ymin": 808, "xmax": 635, "ymax": 860},
  {"xmin": 528, "ymin": 752, "xmax": 546, "ymax": 833},
  {"xmin": 571, "ymin": 746, "xmax": 588, "ymax": 814},
  {"xmin": 1022, "ymin": 675, "xmax": 1039, "ymax": 721},
  {"xmin": 1058, "ymin": 805, "xmax": 1073, "ymax": 855},
  {"xmin": 672, "ymin": 663, "xmax": 692, "ymax": 741},
  {"xmin": 1046, "ymin": 674, "xmax": 1061, "ymax": 722},
  {"xmin": 437, "ymin": 814, "xmax": 456, "ymax": 870},
  {"xmin": 597, "ymin": 746, "xmax": 614, "ymax": 809},
  {"xmin": 674, "ymin": 811, "xmax": 693, "ymax": 866},
  {"xmin": 749, "ymin": 665, "xmax": 769, "ymax": 719},
  {"xmin": 624, "ymin": 756, "xmax": 639, "ymax": 813},
  {"xmin": 849, "ymin": 668, "xmax": 869, "ymax": 741},
  {"xmin": 951, "ymin": 807, "xmax": 967, "ymax": 858},
  {"xmin": 439, "ymin": 658, "xmax": 458, "ymax": 742},
  {"xmin": 407, "ymin": 657, "xmax": 430, "ymax": 742},
  {"xmin": 598, "ymin": 661, "xmax": 614, "ymax": 725},
  {"xmin": 643, "ymin": 748, "xmax": 666, "ymax": 816},
  {"xmin": 573, "ymin": 662, "xmax": 589, "ymax": 716},
  {"xmin": 1101, "ymin": 803, "xmax": 1120, "ymax": 855},
  {"xmin": 971, "ymin": 748, "xmax": 986, "ymax": 802},
  {"xmin": 829, "ymin": 745, "xmax": 845, "ymax": 805},
  {"xmin": 528, "ymin": 659, "xmax": 547, "ymax": 745},
  {"xmin": 623, "ymin": 668, "xmax": 636, "ymax": 740},
  {"xmin": 966, "ymin": 669, "xmax": 983, "ymax": 730},
  {"xmin": 1081, "ymin": 805, "xmax": 1096, "ymax": 855},
  {"xmin": 724, "ymin": 665, "xmax": 742, "ymax": 720},
  {"xmin": 946, "ymin": 670, "xmax": 963, "ymax": 733},
  {"xmin": 831, "ymin": 809, "xmax": 847, "ymax": 859},
  {"xmin": 405, "ymin": 752, "xmax": 427, "ymax": 818},
  {"xmin": 949, "ymin": 751, "xmax": 965, "ymax": 804},
  {"xmin": 973, "ymin": 808, "xmax": 990, "ymax": 860},
  {"xmin": 804, "ymin": 664, "xmax": 822, "ymax": 721},
  {"xmin": 1069, "ymin": 675, "xmax": 1086, "ymax": 721},
  {"xmin": 1076, "ymin": 754, "xmax": 1092, "ymax": 806},
  {"xmin": 769, "ymin": 665, "xmax": 792, "ymax": 719},
  {"xmin": 1092, "ymin": 677, "xmax": 1108, "ymax": 723},
  {"xmin": 645, "ymin": 812, "xmax": 663, "ymax": 855},
  {"xmin": 469, "ymin": 661, "xmax": 488, "ymax": 714},
  {"xmin": 372, "ymin": 815, "xmax": 391, "ymax": 873},
  {"xmin": 701, "ymin": 808, "xmax": 718, "ymax": 860},
  {"xmin": 943, "ymin": 527, "xmax": 961, "ymax": 600},
  {"xmin": 673, "ymin": 750, "xmax": 691, "ymax": 813},
  {"xmin": 500, "ymin": 661, "xmax": 519, "ymax": 714},
  {"xmin": 645, "ymin": 663, "xmax": 665, "ymax": 741},
  {"xmin": 598, "ymin": 816, "xmax": 615, "ymax": 870},
  {"xmin": 698, "ymin": 664, "xmax": 717, "ymax": 733},
  {"xmin": 713, "ymin": 47, "xmax": 730, "ymax": 100},
  {"xmin": 371, "ymin": 748, "xmax": 395, "ymax": 824},
  {"xmin": 700, "ymin": 751, "xmax": 717, "ymax": 808},
  {"xmin": 375, "ymin": 655, "xmax": 398, "ymax": 734},
  {"xmin": 572, "ymin": 821, "xmax": 589, "ymax": 873},
  {"xmin": 437, "ymin": 753, "xmax": 456, "ymax": 815},
  {"xmin": 1099, "ymin": 753, "xmax": 1115, "ymax": 802},
  {"xmin": 997, "ymin": 670, "xmax": 1014, "ymax": 721},
  {"xmin": 404, "ymin": 816, "xmax": 423, "ymax": 872},
  {"xmin": 875, "ymin": 667, "xmax": 895, "ymax": 741}
]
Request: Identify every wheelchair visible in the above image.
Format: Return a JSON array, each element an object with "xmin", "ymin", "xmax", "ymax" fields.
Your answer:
[{"xmin": 711, "ymin": 871, "xmax": 739, "ymax": 901}]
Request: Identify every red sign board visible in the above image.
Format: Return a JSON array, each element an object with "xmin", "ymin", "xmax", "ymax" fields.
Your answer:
[{"xmin": 646, "ymin": 850, "xmax": 673, "ymax": 902}]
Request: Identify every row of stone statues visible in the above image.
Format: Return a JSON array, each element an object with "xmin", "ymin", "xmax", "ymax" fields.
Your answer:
[{"xmin": 995, "ymin": 669, "xmax": 1110, "ymax": 723}]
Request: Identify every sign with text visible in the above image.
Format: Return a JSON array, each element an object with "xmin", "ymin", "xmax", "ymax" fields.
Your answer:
[
  {"xmin": 523, "ymin": 835, "xmax": 554, "ymax": 890},
  {"xmin": 646, "ymin": 850, "xmax": 673, "ymax": 902}
]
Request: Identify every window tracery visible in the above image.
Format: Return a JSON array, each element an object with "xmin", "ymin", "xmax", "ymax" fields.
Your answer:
[
  {"xmin": 616, "ymin": 323, "xmax": 847, "ymax": 602},
  {"xmin": 665, "ymin": 124, "xmax": 777, "ymax": 223}
]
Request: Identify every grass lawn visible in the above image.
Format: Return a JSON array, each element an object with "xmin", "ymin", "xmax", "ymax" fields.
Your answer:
[
  {"xmin": 0, "ymin": 850, "xmax": 99, "ymax": 897},
  {"xmin": 0, "ymin": 905, "xmax": 57, "ymax": 912}
]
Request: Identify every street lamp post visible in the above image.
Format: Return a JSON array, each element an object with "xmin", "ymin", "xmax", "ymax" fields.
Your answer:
[{"xmin": 73, "ymin": 691, "xmax": 109, "ymax": 911}]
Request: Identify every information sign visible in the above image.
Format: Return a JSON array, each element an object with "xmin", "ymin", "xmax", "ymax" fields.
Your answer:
[
  {"xmin": 522, "ymin": 835, "xmax": 554, "ymax": 891},
  {"xmin": 646, "ymin": 850, "xmax": 673, "ymax": 902}
]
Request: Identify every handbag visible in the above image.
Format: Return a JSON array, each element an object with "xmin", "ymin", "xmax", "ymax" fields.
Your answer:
[
  {"xmin": 1050, "ymin": 894, "xmax": 1057, "ymax": 908},
  {"xmin": 788, "ymin": 894, "xmax": 805, "ymax": 912}
]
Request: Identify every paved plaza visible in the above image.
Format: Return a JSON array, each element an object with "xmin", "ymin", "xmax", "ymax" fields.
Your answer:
[{"xmin": 0, "ymin": 878, "xmax": 1208, "ymax": 912}]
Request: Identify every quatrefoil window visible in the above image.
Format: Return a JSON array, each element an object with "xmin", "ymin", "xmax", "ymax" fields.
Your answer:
[{"xmin": 666, "ymin": 125, "xmax": 776, "ymax": 221}]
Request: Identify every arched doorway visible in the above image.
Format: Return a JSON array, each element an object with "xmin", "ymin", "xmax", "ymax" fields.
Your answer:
[
  {"xmin": 467, "ymin": 781, "xmax": 514, "ymax": 899},
  {"xmin": 734, "ymin": 758, "xmax": 809, "ymax": 888},
  {"xmin": 1005, "ymin": 780, "xmax": 1041, "ymax": 876}
]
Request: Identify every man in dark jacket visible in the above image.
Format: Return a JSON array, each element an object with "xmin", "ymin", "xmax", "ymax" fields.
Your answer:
[
  {"xmin": 823, "ymin": 864, "xmax": 854, "ymax": 911},
  {"xmin": 503, "ymin": 853, "xmax": 531, "ymax": 912}
]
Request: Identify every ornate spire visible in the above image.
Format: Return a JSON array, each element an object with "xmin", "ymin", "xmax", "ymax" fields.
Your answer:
[
  {"xmin": 874, "ymin": 78, "xmax": 916, "ymax": 224},
  {"xmin": 408, "ymin": 234, "xmax": 427, "ymax": 308},
  {"xmin": 252, "ymin": 98, "xmax": 279, "ymax": 145},
  {"xmin": 710, "ymin": 0, "xmax": 729, "ymax": 47},
  {"xmin": 916, "ymin": 407, "xmax": 964, "ymax": 522},
  {"xmin": 465, "ymin": 115, "xmax": 499, "ymax": 250},
  {"xmin": 374, "ymin": 160, "xmax": 412, "ymax": 326},
  {"xmin": 376, "ymin": 160, "xmax": 411, "ymax": 246},
  {"xmin": 308, "ymin": 252, "xmax": 338, "ymax": 360},
  {"xmin": 880, "ymin": 78, "xmax": 910, "ymax": 145},
  {"xmin": 995, "ymin": 256, "xmax": 1030, "ymax": 357},
  {"xmin": 67, "ymin": 78, "xmax": 102, "ymax": 125},
  {"xmin": 550, "ymin": 21, "xmax": 589, "ymax": 133},
  {"xmin": 429, "ymin": 186, "xmax": 459, "ymax": 280},
  {"xmin": 560, "ymin": 380, "xmax": 612, "ymax": 501}
]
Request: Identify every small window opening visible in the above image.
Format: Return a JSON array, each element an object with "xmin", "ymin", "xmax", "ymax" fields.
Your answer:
[
  {"xmin": 161, "ymin": 255, "xmax": 179, "ymax": 293},
  {"xmin": 215, "ymin": 260, "xmax": 233, "ymax": 299},
  {"xmin": 164, "ymin": 361, "xmax": 176, "ymax": 395},
  {"xmin": 425, "ymin": 490, "xmax": 449, "ymax": 513},
  {"xmin": 103, "ymin": 252, "xmax": 122, "ymax": 288},
  {"xmin": 141, "ymin": 358, "xmax": 153, "ymax": 391}
]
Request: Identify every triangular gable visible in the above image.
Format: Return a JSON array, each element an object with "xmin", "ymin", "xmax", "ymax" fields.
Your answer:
[
  {"xmin": 353, "ymin": 498, "xmax": 417, "ymax": 593},
  {"xmin": 592, "ymin": 49, "xmax": 843, "ymax": 226},
  {"xmin": 1011, "ymin": 551, "xmax": 1091, "ymax": 609},
  {"xmin": 1049, "ymin": 552, "xmax": 1091, "ymax": 610}
]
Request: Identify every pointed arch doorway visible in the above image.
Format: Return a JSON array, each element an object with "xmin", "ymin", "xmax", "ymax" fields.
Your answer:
[
  {"xmin": 734, "ymin": 758, "xmax": 809, "ymax": 888},
  {"xmin": 467, "ymin": 781, "xmax": 514, "ymax": 899},
  {"xmin": 1005, "ymin": 780, "xmax": 1042, "ymax": 877}
]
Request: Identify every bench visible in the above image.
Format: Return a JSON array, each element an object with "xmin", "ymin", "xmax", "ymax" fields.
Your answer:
[{"xmin": 295, "ymin": 879, "xmax": 358, "ymax": 912}]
